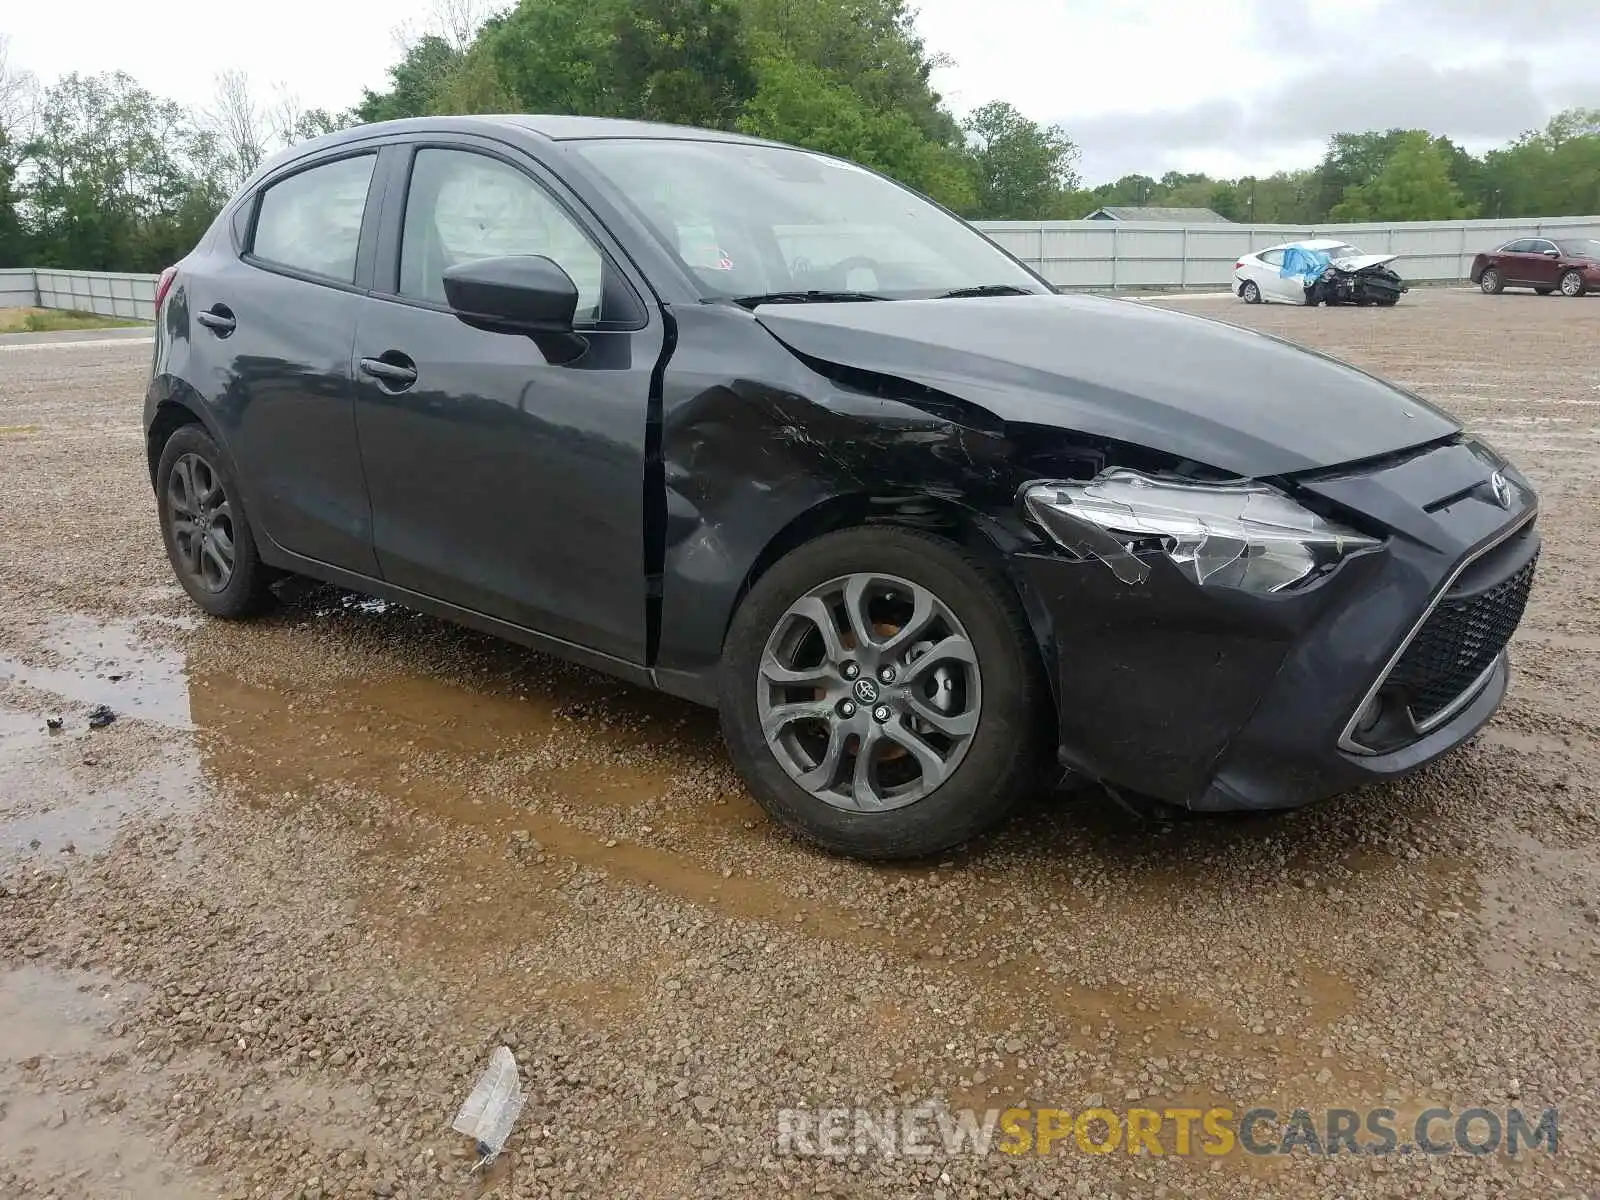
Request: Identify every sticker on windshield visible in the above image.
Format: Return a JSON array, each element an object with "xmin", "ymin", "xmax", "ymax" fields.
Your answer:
[{"xmin": 683, "ymin": 241, "xmax": 735, "ymax": 271}]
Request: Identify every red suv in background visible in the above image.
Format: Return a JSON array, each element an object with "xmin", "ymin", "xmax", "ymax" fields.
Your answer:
[{"xmin": 1471, "ymin": 236, "xmax": 1600, "ymax": 296}]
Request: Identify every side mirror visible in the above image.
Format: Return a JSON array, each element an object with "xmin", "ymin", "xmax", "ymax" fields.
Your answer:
[
  {"xmin": 442, "ymin": 255, "xmax": 579, "ymax": 335},
  {"xmin": 1545, "ymin": 249, "xmax": 1561, "ymax": 258}
]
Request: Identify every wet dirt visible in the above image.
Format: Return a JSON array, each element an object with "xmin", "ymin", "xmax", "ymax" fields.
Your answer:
[{"xmin": 1, "ymin": 291, "xmax": 1597, "ymax": 1198}]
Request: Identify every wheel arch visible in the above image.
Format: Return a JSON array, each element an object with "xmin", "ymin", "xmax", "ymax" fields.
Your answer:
[
  {"xmin": 653, "ymin": 475, "xmax": 1059, "ymax": 719},
  {"xmin": 728, "ymin": 490, "xmax": 1019, "ymax": 633},
  {"xmin": 144, "ymin": 379, "xmax": 232, "ymax": 488}
]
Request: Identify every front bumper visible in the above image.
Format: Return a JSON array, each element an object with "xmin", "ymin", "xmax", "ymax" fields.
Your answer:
[{"xmin": 1012, "ymin": 438, "xmax": 1539, "ymax": 811}]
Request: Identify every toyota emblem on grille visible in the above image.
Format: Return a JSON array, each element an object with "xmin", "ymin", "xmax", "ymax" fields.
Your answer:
[{"xmin": 1489, "ymin": 470, "xmax": 1513, "ymax": 510}]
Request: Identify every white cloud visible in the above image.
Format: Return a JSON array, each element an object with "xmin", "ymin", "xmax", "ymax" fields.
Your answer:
[
  {"xmin": 2, "ymin": 0, "xmax": 436, "ymax": 114},
  {"xmin": 7, "ymin": 0, "xmax": 1599, "ymax": 184}
]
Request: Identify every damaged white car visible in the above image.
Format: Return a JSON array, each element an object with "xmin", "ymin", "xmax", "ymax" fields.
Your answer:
[{"xmin": 1234, "ymin": 240, "xmax": 1408, "ymax": 307}]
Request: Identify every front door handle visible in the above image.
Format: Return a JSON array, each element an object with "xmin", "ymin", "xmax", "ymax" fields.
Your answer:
[
  {"xmin": 196, "ymin": 305, "xmax": 236, "ymax": 336},
  {"xmin": 358, "ymin": 354, "xmax": 419, "ymax": 392}
]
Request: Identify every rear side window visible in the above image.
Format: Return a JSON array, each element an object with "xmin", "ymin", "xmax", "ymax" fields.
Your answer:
[
  {"xmin": 1258, "ymin": 249, "xmax": 1285, "ymax": 267},
  {"xmin": 251, "ymin": 155, "xmax": 377, "ymax": 283},
  {"xmin": 399, "ymin": 149, "xmax": 604, "ymax": 321}
]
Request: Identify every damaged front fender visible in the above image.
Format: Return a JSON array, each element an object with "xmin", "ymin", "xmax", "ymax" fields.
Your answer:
[{"xmin": 648, "ymin": 303, "xmax": 1196, "ymax": 703}]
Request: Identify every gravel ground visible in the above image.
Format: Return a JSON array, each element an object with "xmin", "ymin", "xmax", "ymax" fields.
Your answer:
[{"xmin": 1, "ymin": 288, "xmax": 1597, "ymax": 1199}]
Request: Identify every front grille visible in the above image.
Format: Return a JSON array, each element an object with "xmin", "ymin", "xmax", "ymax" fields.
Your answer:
[
  {"xmin": 1354, "ymin": 270, "xmax": 1403, "ymax": 298},
  {"xmin": 1388, "ymin": 552, "xmax": 1537, "ymax": 724}
]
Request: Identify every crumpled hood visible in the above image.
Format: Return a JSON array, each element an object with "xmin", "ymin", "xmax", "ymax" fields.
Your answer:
[
  {"xmin": 753, "ymin": 294, "xmax": 1457, "ymax": 477},
  {"xmin": 1329, "ymin": 252, "xmax": 1399, "ymax": 272}
]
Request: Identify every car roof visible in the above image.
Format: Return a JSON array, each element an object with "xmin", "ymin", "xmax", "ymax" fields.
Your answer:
[
  {"xmin": 497, "ymin": 114, "xmax": 777, "ymax": 142},
  {"xmin": 241, "ymin": 115, "xmax": 787, "ymax": 197},
  {"xmin": 244, "ymin": 113, "xmax": 790, "ymax": 190},
  {"xmin": 301, "ymin": 113, "xmax": 775, "ymax": 150}
]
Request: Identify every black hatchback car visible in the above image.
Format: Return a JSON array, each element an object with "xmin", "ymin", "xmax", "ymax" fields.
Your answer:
[{"xmin": 145, "ymin": 116, "xmax": 1539, "ymax": 860}]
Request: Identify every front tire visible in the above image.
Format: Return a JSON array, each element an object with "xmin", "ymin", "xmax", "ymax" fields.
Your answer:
[
  {"xmin": 1479, "ymin": 268, "xmax": 1504, "ymax": 294},
  {"xmin": 155, "ymin": 425, "xmax": 273, "ymax": 618},
  {"xmin": 719, "ymin": 527, "xmax": 1047, "ymax": 860},
  {"xmin": 1560, "ymin": 269, "xmax": 1586, "ymax": 297}
]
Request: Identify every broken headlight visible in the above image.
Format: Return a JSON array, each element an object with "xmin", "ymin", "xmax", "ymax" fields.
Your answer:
[{"xmin": 1022, "ymin": 469, "xmax": 1380, "ymax": 593}]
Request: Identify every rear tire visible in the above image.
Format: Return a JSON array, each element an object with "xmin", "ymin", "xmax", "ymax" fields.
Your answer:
[
  {"xmin": 1239, "ymin": 280, "xmax": 1261, "ymax": 304},
  {"xmin": 718, "ymin": 527, "xmax": 1047, "ymax": 860},
  {"xmin": 1560, "ymin": 269, "xmax": 1586, "ymax": 297},
  {"xmin": 155, "ymin": 425, "xmax": 274, "ymax": 619},
  {"xmin": 1479, "ymin": 268, "xmax": 1504, "ymax": 294}
]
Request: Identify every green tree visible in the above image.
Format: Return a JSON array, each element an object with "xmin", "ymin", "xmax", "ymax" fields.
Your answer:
[
  {"xmin": 743, "ymin": 0, "xmax": 959, "ymax": 144},
  {"xmin": 0, "ymin": 35, "xmax": 34, "ymax": 267},
  {"xmin": 1481, "ymin": 108, "xmax": 1600, "ymax": 218},
  {"xmin": 474, "ymin": 1, "xmax": 619, "ymax": 115},
  {"xmin": 1328, "ymin": 131, "xmax": 1470, "ymax": 221},
  {"xmin": 962, "ymin": 100, "xmax": 1079, "ymax": 219},
  {"xmin": 610, "ymin": 0, "xmax": 756, "ymax": 129},
  {"xmin": 356, "ymin": 35, "xmax": 463, "ymax": 122},
  {"xmin": 1432, "ymin": 134, "xmax": 1487, "ymax": 216},
  {"xmin": 735, "ymin": 55, "xmax": 973, "ymax": 210},
  {"xmin": 1227, "ymin": 169, "xmax": 1318, "ymax": 223},
  {"xmin": 0, "ymin": 129, "xmax": 26, "ymax": 267},
  {"xmin": 22, "ymin": 73, "xmax": 222, "ymax": 271},
  {"xmin": 1314, "ymin": 130, "xmax": 1406, "ymax": 216},
  {"xmin": 1090, "ymin": 174, "xmax": 1159, "ymax": 208}
]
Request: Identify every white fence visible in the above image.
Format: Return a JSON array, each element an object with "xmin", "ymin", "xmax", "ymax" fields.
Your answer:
[
  {"xmin": 0, "ymin": 268, "xmax": 38, "ymax": 310},
  {"xmin": 1, "ymin": 267, "xmax": 159, "ymax": 321},
  {"xmin": 4, "ymin": 212, "xmax": 1599, "ymax": 314},
  {"xmin": 973, "ymin": 214, "xmax": 1600, "ymax": 291}
]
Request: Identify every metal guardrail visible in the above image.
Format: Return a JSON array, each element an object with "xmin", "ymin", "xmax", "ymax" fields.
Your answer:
[{"xmin": 5, "ymin": 211, "xmax": 1599, "ymax": 313}]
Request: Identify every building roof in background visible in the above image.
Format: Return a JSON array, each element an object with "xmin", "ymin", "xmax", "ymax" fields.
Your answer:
[{"xmin": 1085, "ymin": 206, "xmax": 1232, "ymax": 222}]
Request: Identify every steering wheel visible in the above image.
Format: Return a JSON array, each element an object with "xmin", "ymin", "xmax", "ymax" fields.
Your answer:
[{"xmin": 830, "ymin": 255, "xmax": 885, "ymax": 284}]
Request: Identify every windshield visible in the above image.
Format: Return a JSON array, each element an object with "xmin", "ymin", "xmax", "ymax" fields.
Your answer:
[
  {"xmin": 1318, "ymin": 243, "xmax": 1364, "ymax": 259},
  {"xmin": 1557, "ymin": 238, "xmax": 1600, "ymax": 258},
  {"xmin": 569, "ymin": 138, "xmax": 1047, "ymax": 301}
]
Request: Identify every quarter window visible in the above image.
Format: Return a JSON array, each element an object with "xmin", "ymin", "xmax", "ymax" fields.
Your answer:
[
  {"xmin": 251, "ymin": 155, "xmax": 376, "ymax": 283},
  {"xmin": 399, "ymin": 149, "xmax": 604, "ymax": 321}
]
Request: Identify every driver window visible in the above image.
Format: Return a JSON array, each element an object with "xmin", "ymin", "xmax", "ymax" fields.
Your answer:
[{"xmin": 399, "ymin": 149, "xmax": 604, "ymax": 321}]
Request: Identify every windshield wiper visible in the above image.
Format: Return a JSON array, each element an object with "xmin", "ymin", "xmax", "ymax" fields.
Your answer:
[
  {"xmin": 730, "ymin": 290, "xmax": 887, "ymax": 309},
  {"xmin": 934, "ymin": 284, "xmax": 1037, "ymax": 298}
]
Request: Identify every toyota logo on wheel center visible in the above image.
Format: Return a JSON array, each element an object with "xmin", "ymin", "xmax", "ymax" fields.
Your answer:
[{"xmin": 853, "ymin": 678, "xmax": 881, "ymax": 705}]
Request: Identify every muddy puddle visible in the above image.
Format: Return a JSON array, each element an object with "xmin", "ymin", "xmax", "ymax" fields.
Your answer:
[
  {"xmin": 0, "ymin": 613, "xmax": 201, "ymax": 865},
  {"xmin": 0, "ymin": 613, "xmax": 195, "ymax": 729},
  {"xmin": 0, "ymin": 965, "xmax": 215, "ymax": 1200},
  {"xmin": 4, "ymin": 587, "xmax": 1593, "ymax": 1183}
]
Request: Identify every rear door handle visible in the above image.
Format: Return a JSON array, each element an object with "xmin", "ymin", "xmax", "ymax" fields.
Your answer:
[
  {"xmin": 358, "ymin": 354, "xmax": 419, "ymax": 391},
  {"xmin": 196, "ymin": 305, "xmax": 236, "ymax": 336}
]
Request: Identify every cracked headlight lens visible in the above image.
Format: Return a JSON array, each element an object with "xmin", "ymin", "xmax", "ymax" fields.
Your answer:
[{"xmin": 1023, "ymin": 469, "xmax": 1380, "ymax": 593}]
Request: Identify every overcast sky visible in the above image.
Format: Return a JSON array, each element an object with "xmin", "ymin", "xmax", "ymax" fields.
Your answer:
[{"xmin": 5, "ymin": 0, "xmax": 1599, "ymax": 184}]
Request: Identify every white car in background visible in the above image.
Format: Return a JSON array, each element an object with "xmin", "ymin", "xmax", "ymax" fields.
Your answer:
[{"xmin": 1234, "ymin": 239, "xmax": 1407, "ymax": 307}]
